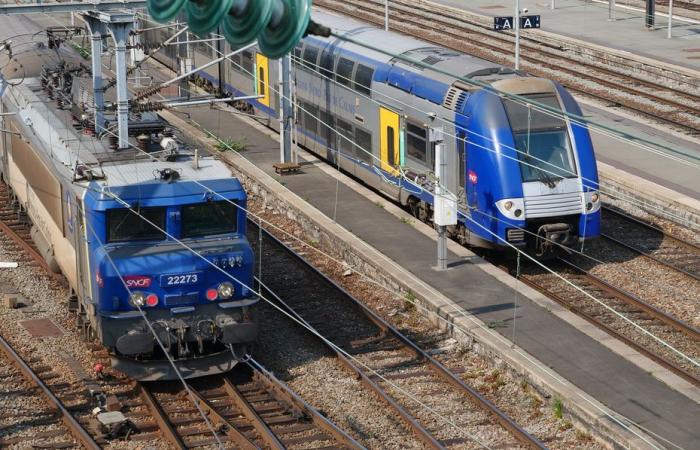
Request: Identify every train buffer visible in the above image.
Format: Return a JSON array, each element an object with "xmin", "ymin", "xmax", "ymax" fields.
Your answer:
[{"xmin": 273, "ymin": 162, "xmax": 301, "ymax": 175}]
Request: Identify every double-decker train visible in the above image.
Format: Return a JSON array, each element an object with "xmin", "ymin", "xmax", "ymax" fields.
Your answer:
[
  {"xmin": 0, "ymin": 61, "xmax": 258, "ymax": 380},
  {"xmin": 145, "ymin": 8, "xmax": 601, "ymax": 255}
]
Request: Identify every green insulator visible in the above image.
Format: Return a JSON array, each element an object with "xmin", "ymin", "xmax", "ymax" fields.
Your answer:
[
  {"xmin": 258, "ymin": 0, "xmax": 311, "ymax": 59},
  {"xmin": 222, "ymin": 0, "xmax": 273, "ymax": 48},
  {"xmin": 185, "ymin": 0, "xmax": 234, "ymax": 36},
  {"xmin": 147, "ymin": 0, "xmax": 187, "ymax": 23}
]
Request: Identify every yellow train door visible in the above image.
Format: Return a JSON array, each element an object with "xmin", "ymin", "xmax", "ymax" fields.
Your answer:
[
  {"xmin": 255, "ymin": 53, "xmax": 270, "ymax": 107},
  {"xmin": 379, "ymin": 106, "xmax": 400, "ymax": 174}
]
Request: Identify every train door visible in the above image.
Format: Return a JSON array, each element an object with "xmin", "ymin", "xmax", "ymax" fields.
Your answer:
[
  {"xmin": 255, "ymin": 53, "xmax": 270, "ymax": 108},
  {"xmin": 379, "ymin": 107, "xmax": 400, "ymax": 175}
]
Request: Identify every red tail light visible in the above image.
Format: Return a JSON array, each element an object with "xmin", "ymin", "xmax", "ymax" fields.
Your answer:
[
  {"xmin": 145, "ymin": 294, "xmax": 159, "ymax": 307},
  {"xmin": 205, "ymin": 289, "xmax": 218, "ymax": 301}
]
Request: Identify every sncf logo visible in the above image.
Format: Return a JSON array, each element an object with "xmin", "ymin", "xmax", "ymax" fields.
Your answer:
[
  {"xmin": 468, "ymin": 170, "xmax": 478, "ymax": 184},
  {"xmin": 124, "ymin": 275, "xmax": 152, "ymax": 288}
]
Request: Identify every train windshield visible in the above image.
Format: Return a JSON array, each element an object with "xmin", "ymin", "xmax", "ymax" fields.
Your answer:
[
  {"xmin": 182, "ymin": 201, "xmax": 237, "ymax": 238},
  {"xmin": 503, "ymin": 94, "xmax": 577, "ymax": 185},
  {"xmin": 107, "ymin": 207, "xmax": 166, "ymax": 243}
]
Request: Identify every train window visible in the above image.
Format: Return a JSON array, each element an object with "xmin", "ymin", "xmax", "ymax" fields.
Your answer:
[
  {"xmin": 182, "ymin": 201, "xmax": 237, "ymax": 238},
  {"xmin": 241, "ymin": 51, "xmax": 254, "ymax": 74},
  {"xmin": 406, "ymin": 122, "xmax": 428, "ymax": 164},
  {"xmin": 319, "ymin": 49, "xmax": 334, "ymax": 79},
  {"xmin": 230, "ymin": 52, "xmax": 242, "ymax": 71},
  {"xmin": 386, "ymin": 127, "xmax": 395, "ymax": 166},
  {"xmin": 107, "ymin": 207, "xmax": 166, "ymax": 243},
  {"xmin": 302, "ymin": 102, "xmax": 319, "ymax": 135},
  {"xmin": 503, "ymin": 94, "xmax": 577, "ymax": 181},
  {"xmin": 320, "ymin": 110, "xmax": 335, "ymax": 144},
  {"xmin": 293, "ymin": 44, "xmax": 302, "ymax": 62},
  {"xmin": 336, "ymin": 119, "xmax": 354, "ymax": 157},
  {"xmin": 335, "ymin": 57, "xmax": 355, "ymax": 88},
  {"xmin": 258, "ymin": 66, "xmax": 266, "ymax": 96},
  {"xmin": 354, "ymin": 64, "xmax": 374, "ymax": 96},
  {"xmin": 302, "ymin": 45, "xmax": 319, "ymax": 70},
  {"xmin": 355, "ymin": 127, "xmax": 373, "ymax": 164}
]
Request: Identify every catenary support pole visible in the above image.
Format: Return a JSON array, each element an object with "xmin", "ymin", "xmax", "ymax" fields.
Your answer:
[
  {"xmin": 279, "ymin": 54, "xmax": 292, "ymax": 163},
  {"xmin": 433, "ymin": 129, "xmax": 447, "ymax": 271},
  {"xmin": 384, "ymin": 0, "xmax": 389, "ymax": 30},
  {"xmin": 646, "ymin": 0, "xmax": 655, "ymax": 28},
  {"xmin": 667, "ymin": 0, "xmax": 673, "ymax": 38},
  {"xmin": 514, "ymin": 0, "xmax": 520, "ymax": 70},
  {"xmin": 609, "ymin": 0, "xmax": 616, "ymax": 20}
]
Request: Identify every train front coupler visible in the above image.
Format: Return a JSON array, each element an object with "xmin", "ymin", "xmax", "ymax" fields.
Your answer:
[{"xmin": 534, "ymin": 223, "xmax": 575, "ymax": 257}]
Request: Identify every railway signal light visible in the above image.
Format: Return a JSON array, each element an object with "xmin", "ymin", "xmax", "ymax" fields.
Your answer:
[{"xmin": 147, "ymin": 0, "xmax": 312, "ymax": 59}]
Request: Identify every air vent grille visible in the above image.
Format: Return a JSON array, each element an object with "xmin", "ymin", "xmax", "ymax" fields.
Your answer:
[{"xmin": 442, "ymin": 86, "xmax": 469, "ymax": 111}]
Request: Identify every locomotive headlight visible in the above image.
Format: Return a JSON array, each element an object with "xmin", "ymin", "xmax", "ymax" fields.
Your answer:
[
  {"xmin": 583, "ymin": 191, "xmax": 602, "ymax": 214},
  {"xmin": 496, "ymin": 198, "xmax": 525, "ymax": 220},
  {"xmin": 129, "ymin": 291, "xmax": 146, "ymax": 308},
  {"xmin": 217, "ymin": 282, "xmax": 234, "ymax": 299}
]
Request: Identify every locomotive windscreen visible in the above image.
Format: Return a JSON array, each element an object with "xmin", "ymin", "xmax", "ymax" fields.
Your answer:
[
  {"xmin": 502, "ymin": 94, "xmax": 577, "ymax": 183},
  {"xmin": 182, "ymin": 201, "xmax": 237, "ymax": 238},
  {"xmin": 107, "ymin": 207, "xmax": 167, "ymax": 243}
]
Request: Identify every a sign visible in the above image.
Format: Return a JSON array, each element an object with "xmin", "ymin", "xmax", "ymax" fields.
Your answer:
[{"xmin": 493, "ymin": 15, "xmax": 541, "ymax": 30}]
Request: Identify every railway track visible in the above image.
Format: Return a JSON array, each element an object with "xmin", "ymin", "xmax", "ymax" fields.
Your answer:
[
  {"xmin": 601, "ymin": 207, "xmax": 700, "ymax": 281},
  {"xmin": 0, "ymin": 334, "xmax": 100, "ymax": 449},
  {"xmin": 0, "ymin": 183, "xmax": 61, "ymax": 280},
  {"xmin": 252, "ymin": 222, "xmax": 547, "ymax": 450},
  {"xmin": 515, "ymin": 258, "xmax": 700, "ymax": 387},
  {"xmin": 315, "ymin": 0, "xmax": 700, "ymax": 134},
  {"xmin": 138, "ymin": 364, "xmax": 362, "ymax": 449}
]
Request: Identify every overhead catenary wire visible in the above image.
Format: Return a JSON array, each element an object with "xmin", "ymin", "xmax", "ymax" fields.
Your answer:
[
  {"xmin": 76, "ymin": 182, "xmax": 500, "ymax": 450},
  {"xmin": 93, "ymin": 20, "xmax": 698, "ymax": 371},
  {"xmin": 35, "ymin": 15, "xmax": 688, "ymax": 448}
]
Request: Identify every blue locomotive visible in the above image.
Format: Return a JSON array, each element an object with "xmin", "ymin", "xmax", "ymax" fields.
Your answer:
[
  {"xmin": 0, "ymin": 70, "xmax": 258, "ymax": 380},
  {"xmin": 146, "ymin": 9, "xmax": 601, "ymax": 255}
]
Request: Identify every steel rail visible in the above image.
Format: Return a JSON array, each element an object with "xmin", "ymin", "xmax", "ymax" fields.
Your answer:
[
  {"xmin": 0, "ymin": 334, "xmax": 101, "ymax": 450},
  {"xmin": 256, "ymin": 223, "xmax": 547, "ymax": 450},
  {"xmin": 0, "ymin": 185, "xmax": 63, "ymax": 281},
  {"xmin": 220, "ymin": 377, "xmax": 286, "ymax": 450},
  {"xmin": 138, "ymin": 383, "xmax": 187, "ymax": 450},
  {"xmin": 601, "ymin": 208, "xmax": 700, "ymax": 281},
  {"xmin": 601, "ymin": 233, "xmax": 700, "ymax": 282},
  {"xmin": 557, "ymin": 258, "xmax": 700, "ymax": 341},
  {"xmin": 516, "ymin": 272, "xmax": 700, "ymax": 388},
  {"xmin": 602, "ymin": 207, "xmax": 700, "ymax": 255},
  {"xmin": 512, "ymin": 256, "xmax": 700, "ymax": 387},
  {"xmin": 186, "ymin": 385, "xmax": 258, "ymax": 449},
  {"xmin": 315, "ymin": 0, "xmax": 700, "ymax": 134},
  {"xmin": 257, "ymin": 280, "xmax": 446, "ymax": 450},
  {"xmin": 245, "ymin": 358, "xmax": 367, "ymax": 450}
]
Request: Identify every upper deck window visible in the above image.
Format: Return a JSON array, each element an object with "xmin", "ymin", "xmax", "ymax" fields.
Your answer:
[
  {"xmin": 503, "ymin": 94, "xmax": 577, "ymax": 183},
  {"xmin": 107, "ymin": 207, "xmax": 166, "ymax": 243},
  {"xmin": 182, "ymin": 201, "xmax": 237, "ymax": 238},
  {"xmin": 354, "ymin": 64, "xmax": 374, "ymax": 96},
  {"xmin": 302, "ymin": 45, "xmax": 319, "ymax": 70},
  {"xmin": 336, "ymin": 57, "xmax": 355, "ymax": 88}
]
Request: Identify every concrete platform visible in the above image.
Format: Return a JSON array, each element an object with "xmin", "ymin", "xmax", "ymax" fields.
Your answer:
[
  {"xmin": 167, "ymin": 103, "xmax": 699, "ymax": 450},
  {"xmin": 434, "ymin": 0, "xmax": 700, "ymax": 70}
]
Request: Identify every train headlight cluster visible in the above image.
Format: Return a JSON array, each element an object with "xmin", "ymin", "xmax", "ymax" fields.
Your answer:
[
  {"xmin": 129, "ymin": 291, "xmax": 146, "ymax": 308},
  {"xmin": 217, "ymin": 282, "xmax": 234, "ymax": 300},
  {"xmin": 584, "ymin": 191, "xmax": 602, "ymax": 213},
  {"xmin": 129, "ymin": 291, "xmax": 159, "ymax": 308},
  {"xmin": 496, "ymin": 198, "xmax": 525, "ymax": 220}
]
